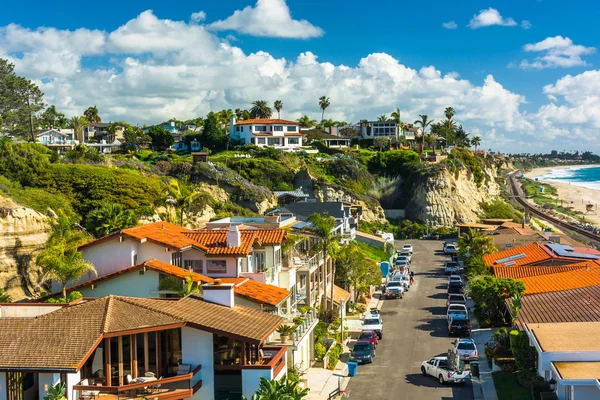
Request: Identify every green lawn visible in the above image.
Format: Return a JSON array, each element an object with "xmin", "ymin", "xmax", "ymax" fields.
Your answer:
[
  {"xmin": 492, "ymin": 371, "xmax": 531, "ymax": 400},
  {"xmin": 354, "ymin": 241, "xmax": 392, "ymax": 262}
]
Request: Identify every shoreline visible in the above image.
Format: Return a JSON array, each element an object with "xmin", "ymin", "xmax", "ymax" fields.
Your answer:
[{"xmin": 524, "ymin": 165, "xmax": 600, "ymax": 226}]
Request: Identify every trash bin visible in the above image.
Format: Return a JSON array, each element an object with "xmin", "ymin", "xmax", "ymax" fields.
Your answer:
[
  {"xmin": 470, "ymin": 361, "xmax": 480, "ymax": 378},
  {"xmin": 347, "ymin": 362, "xmax": 358, "ymax": 377}
]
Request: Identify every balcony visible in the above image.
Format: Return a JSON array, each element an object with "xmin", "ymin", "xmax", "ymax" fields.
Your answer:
[
  {"xmin": 214, "ymin": 345, "xmax": 286, "ymax": 378},
  {"xmin": 269, "ymin": 308, "xmax": 318, "ymax": 347},
  {"xmin": 73, "ymin": 365, "xmax": 202, "ymax": 400},
  {"xmin": 294, "ymin": 254, "xmax": 322, "ymax": 273},
  {"xmin": 39, "ymin": 139, "xmax": 78, "ymax": 146}
]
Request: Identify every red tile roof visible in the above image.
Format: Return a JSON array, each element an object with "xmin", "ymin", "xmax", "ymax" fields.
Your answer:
[
  {"xmin": 518, "ymin": 262, "xmax": 600, "ymax": 295},
  {"xmin": 220, "ymin": 278, "xmax": 290, "ymax": 307},
  {"xmin": 493, "ymin": 264, "xmax": 588, "ymax": 279},
  {"xmin": 235, "ymin": 118, "xmax": 299, "ymax": 126},
  {"xmin": 484, "ymin": 243, "xmax": 554, "ymax": 267}
]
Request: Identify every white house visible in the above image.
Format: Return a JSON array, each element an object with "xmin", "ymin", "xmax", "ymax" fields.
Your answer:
[
  {"xmin": 36, "ymin": 129, "xmax": 78, "ymax": 152},
  {"xmin": 358, "ymin": 121, "xmax": 420, "ymax": 142},
  {"xmin": 0, "ymin": 290, "xmax": 286, "ymax": 400},
  {"xmin": 525, "ymin": 322, "xmax": 600, "ymax": 400},
  {"xmin": 229, "ymin": 118, "xmax": 303, "ymax": 149}
]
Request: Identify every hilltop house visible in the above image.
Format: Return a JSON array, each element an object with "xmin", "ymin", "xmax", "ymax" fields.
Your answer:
[
  {"xmin": 229, "ymin": 118, "xmax": 303, "ymax": 149},
  {"xmin": 36, "ymin": 129, "xmax": 78, "ymax": 152},
  {"xmin": 0, "ymin": 290, "xmax": 286, "ymax": 400}
]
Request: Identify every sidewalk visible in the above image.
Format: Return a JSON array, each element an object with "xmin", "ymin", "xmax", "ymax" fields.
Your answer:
[{"xmin": 468, "ymin": 299, "xmax": 499, "ymax": 400}]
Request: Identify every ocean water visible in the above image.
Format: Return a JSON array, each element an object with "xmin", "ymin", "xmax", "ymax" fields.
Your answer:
[{"xmin": 538, "ymin": 166, "xmax": 600, "ymax": 191}]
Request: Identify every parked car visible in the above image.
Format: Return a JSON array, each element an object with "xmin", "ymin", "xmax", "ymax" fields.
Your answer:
[
  {"xmin": 402, "ymin": 244, "xmax": 414, "ymax": 254},
  {"xmin": 448, "ymin": 315, "xmax": 472, "ymax": 337},
  {"xmin": 395, "ymin": 255, "xmax": 410, "ymax": 265},
  {"xmin": 448, "ymin": 275, "xmax": 462, "ymax": 284},
  {"xmin": 444, "ymin": 262, "xmax": 460, "ymax": 275},
  {"xmin": 350, "ymin": 339, "xmax": 376, "ymax": 364},
  {"xmin": 444, "ymin": 243, "xmax": 458, "ymax": 255},
  {"xmin": 447, "ymin": 304, "xmax": 468, "ymax": 320},
  {"xmin": 383, "ymin": 281, "xmax": 404, "ymax": 299},
  {"xmin": 390, "ymin": 272, "xmax": 411, "ymax": 291},
  {"xmin": 447, "ymin": 294, "xmax": 467, "ymax": 309},
  {"xmin": 358, "ymin": 330, "xmax": 378, "ymax": 347},
  {"xmin": 447, "ymin": 281, "xmax": 465, "ymax": 294},
  {"xmin": 362, "ymin": 316, "xmax": 383, "ymax": 339},
  {"xmin": 447, "ymin": 310, "xmax": 468, "ymax": 323},
  {"xmin": 454, "ymin": 338, "xmax": 478, "ymax": 361},
  {"xmin": 421, "ymin": 357, "xmax": 470, "ymax": 384}
]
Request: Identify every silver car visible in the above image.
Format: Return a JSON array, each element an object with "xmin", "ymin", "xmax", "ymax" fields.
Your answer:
[{"xmin": 454, "ymin": 338, "xmax": 478, "ymax": 361}]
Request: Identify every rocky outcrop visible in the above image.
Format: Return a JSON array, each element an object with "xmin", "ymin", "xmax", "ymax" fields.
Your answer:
[
  {"xmin": 0, "ymin": 196, "xmax": 50, "ymax": 300},
  {"xmin": 406, "ymin": 167, "xmax": 501, "ymax": 226},
  {"xmin": 314, "ymin": 185, "xmax": 387, "ymax": 224}
]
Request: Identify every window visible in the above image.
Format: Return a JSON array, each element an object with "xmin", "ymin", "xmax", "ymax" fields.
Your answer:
[
  {"xmin": 235, "ymin": 126, "xmax": 240, "ymax": 132},
  {"xmin": 255, "ymin": 125, "xmax": 267, "ymax": 132},
  {"xmin": 257, "ymin": 138, "xmax": 266, "ymax": 144},
  {"xmin": 274, "ymin": 126, "xmax": 283, "ymax": 131},
  {"xmin": 184, "ymin": 259, "xmax": 204, "ymax": 273},
  {"xmin": 287, "ymin": 125, "xmax": 297, "ymax": 132},
  {"xmin": 171, "ymin": 252, "xmax": 182, "ymax": 267},
  {"xmin": 207, "ymin": 260, "xmax": 227, "ymax": 273},
  {"xmin": 268, "ymin": 138, "xmax": 280, "ymax": 146},
  {"xmin": 275, "ymin": 248, "xmax": 282, "ymax": 266},
  {"xmin": 132, "ymin": 253, "xmax": 138, "ymax": 266},
  {"xmin": 287, "ymin": 138, "xmax": 299, "ymax": 145},
  {"xmin": 254, "ymin": 252, "xmax": 266, "ymax": 272}
]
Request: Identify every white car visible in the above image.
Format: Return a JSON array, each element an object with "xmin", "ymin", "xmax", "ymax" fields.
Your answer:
[
  {"xmin": 448, "ymin": 275, "xmax": 462, "ymax": 284},
  {"xmin": 454, "ymin": 338, "xmax": 478, "ymax": 361},
  {"xmin": 363, "ymin": 316, "xmax": 383, "ymax": 339},
  {"xmin": 444, "ymin": 243, "xmax": 458, "ymax": 255},
  {"xmin": 396, "ymin": 255, "xmax": 410, "ymax": 265},
  {"xmin": 402, "ymin": 244, "xmax": 414, "ymax": 254}
]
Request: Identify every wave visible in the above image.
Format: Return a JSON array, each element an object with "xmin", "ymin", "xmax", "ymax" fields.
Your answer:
[{"xmin": 537, "ymin": 166, "xmax": 600, "ymax": 191}]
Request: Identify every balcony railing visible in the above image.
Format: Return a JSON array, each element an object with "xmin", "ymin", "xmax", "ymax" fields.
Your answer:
[
  {"xmin": 73, "ymin": 365, "xmax": 202, "ymax": 400},
  {"xmin": 214, "ymin": 346, "xmax": 286, "ymax": 375},
  {"xmin": 294, "ymin": 254, "xmax": 323, "ymax": 272},
  {"xmin": 39, "ymin": 140, "xmax": 78, "ymax": 145}
]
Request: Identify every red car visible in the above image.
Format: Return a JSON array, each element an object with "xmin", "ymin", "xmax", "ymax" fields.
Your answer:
[{"xmin": 358, "ymin": 330, "xmax": 378, "ymax": 347}]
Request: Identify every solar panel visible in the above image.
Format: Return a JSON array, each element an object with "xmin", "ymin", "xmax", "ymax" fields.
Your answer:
[
  {"xmin": 495, "ymin": 253, "xmax": 526, "ymax": 264},
  {"xmin": 546, "ymin": 243, "xmax": 599, "ymax": 260},
  {"xmin": 504, "ymin": 261, "xmax": 517, "ymax": 267}
]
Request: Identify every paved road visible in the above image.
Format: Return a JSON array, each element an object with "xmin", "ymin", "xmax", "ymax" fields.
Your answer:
[{"xmin": 346, "ymin": 239, "xmax": 474, "ymax": 400}]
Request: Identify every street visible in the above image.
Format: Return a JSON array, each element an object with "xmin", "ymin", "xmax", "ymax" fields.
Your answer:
[{"xmin": 346, "ymin": 240, "xmax": 474, "ymax": 400}]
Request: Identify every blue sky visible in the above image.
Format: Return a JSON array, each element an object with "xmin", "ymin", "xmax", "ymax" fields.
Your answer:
[{"xmin": 1, "ymin": 0, "xmax": 599, "ymax": 152}]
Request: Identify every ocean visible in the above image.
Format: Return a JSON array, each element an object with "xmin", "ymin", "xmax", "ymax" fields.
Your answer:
[{"xmin": 539, "ymin": 166, "xmax": 600, "ymax": 191}]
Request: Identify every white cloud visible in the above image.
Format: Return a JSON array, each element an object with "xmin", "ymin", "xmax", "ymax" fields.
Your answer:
[
  {"xmin": 468, "ymin": 8, "xmax": 517, "ymax": 29},
  {"xmin": 519, "ymin": 36, "xmax": 595, "ymax": 69},
  {"xmin": 209, "ymin": 0, "xmax": 324, "ymax": 39},
  {"xmin": 521, "ymin": 20, "xmax": 532, "ymax": 29},
  {"xmin": 4, "ymin": 9, "xmax": 600, "ymax": 152},
  {"xmin": 191, "ymin": 11, "xmax": 206, "ymax": 23},
  {"xmin": 442, "ymin": 21, "xmax": 457, "ymax": 30}
]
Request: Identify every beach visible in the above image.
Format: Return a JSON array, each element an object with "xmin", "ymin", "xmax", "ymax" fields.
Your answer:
[{"xmin": 524, "ymin": 165, "xmax": 600, "ymax": 226}]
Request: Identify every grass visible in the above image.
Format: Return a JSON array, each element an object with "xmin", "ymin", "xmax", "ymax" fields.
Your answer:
[
  {"xmin": 520, "ymin": 178, "xmax": 591, "ymax": 222},
  {"xmin": 492, "ymin": 371, "xmax": 532, "ymax": 400},
  {"xmin": 353, "ymin": 241, "xmax": 392, "ymax": 262}
]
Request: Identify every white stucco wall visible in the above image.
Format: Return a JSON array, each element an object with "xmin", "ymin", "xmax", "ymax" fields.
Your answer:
[
  {"xmin": 78, "ymin": 269, "xmax": 160, "ymax": 298},
  {"xmin": 38, "ymin": 373, "xmax": 61, "ymax": 400},
  {"xmin": 81, "ymin": 236, "xmax": 137, "ymax": 278},
  {"xmin": 138, "ymin": 243, "xmax": 172, "ymax": 265},
  {"xmin": 181, "ymin": 327, "xmax": 214, "ymax": 400},
  {"xmin": 66, "ymin": 372, "xmax": 80, "ymax": 400},
  {"xmin": 573, "ymin": 385, "xmax": 600, "ymax": 400},
  {"xmin": 242, "ymin": 369, "xmax": 272, "ymax": 399}
]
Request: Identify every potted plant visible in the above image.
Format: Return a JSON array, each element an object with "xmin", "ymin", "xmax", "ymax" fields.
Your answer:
[{"xmin": 276, "ymin": 325, "xmax": 295, "ymax": 344}]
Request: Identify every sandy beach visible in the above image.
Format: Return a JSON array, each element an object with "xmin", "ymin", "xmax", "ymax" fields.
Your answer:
[{"xmin": 525, "ymin": 165, "xmax": 600, "ymax": 226}]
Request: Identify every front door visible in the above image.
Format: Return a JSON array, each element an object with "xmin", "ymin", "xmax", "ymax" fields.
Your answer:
[{"xmin": 6, "ymin": 372, "xmax": 23, "ymax": 400}]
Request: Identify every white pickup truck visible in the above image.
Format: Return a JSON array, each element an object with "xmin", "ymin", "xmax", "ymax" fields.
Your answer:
[{"xmin": 421, "ymin": 356, "xmax": 470, "ymax": 385}]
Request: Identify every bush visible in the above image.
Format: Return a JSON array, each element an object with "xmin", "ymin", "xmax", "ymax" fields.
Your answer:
[
  {"xmin": 327, "ymin": 344, "xmax": 343, "ymax": 370},
  {"xmin": 494, "ymin": 357, "xmax": 517, "ymax": 373},
  {"xmin": 314, "ymin": 321, "xmax": 329, "ymax": 344},
  {"xmin": 315, "ymin": 342, "xmax": 327, "ymax": 361},
  {"xmin": 0, "ymin": 176, "xmax": 77, "ymax": 219},
  {"xmin": 312, "ymin": 141, "xmax": 343, "ymax": 155},
  {"xmin": 355, "ymin": 304, "xmax": 366, "ymax": 313},
  {"xmin": 356, "ymin": 295, "xmax": 366, "ymax": 303},
  {"xmin": 292, "ymin": 316, "xmax": 304, "ymax": 326},
  {"xmin": 510, "ymin": 330, "xmax": 538, "ymax": 372}
]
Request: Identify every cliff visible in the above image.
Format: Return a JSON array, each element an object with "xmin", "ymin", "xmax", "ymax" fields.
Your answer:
[
  {"xmin": 0, "ymin": 196, "xmax": 49, "ymax": 300},
  {"xmin": 406, "ymin": 166, "xmax": 501, "ymax": 226},
  {"xmin": 314, "ymin": 184, "xmax": 387, "ymax": 224}
]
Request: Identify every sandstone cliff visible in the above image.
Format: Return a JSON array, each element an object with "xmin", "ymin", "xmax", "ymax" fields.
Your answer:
[
  {"xmin": 406, "ymin": 166, "xmax": 501, "ymax": 226},
  {"xmin": 0, "ymin": 196, "xmax": 49, "ymax": 300},
  {"xmin": 314, "ymin": 184, "xmax": 387, "ymax": 224}
]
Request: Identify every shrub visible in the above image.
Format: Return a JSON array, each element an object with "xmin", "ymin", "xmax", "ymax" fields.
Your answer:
[
  {"xmin": 327, "ymin": 344, "xmax": 343, "ymax": 370},
  {"xmin": 356, "ymin": 295, "xmax": 366, "ymax": 303},
  {"xmin": 314, "ymin": 321, "xmax": 329, "ymax": 344},
  {"xmin": 355, "ymin": 304, "xmax": 366, "ymax": 313},
  {"xmin": 293, "ymin": 316, "xmax": 304, "ymax": 326},
  {"xmin": 312, "ymin": 141, "xmax": 343, "ymax": 155},
  {"xmin": 510, "ymin": 330, "xmax": 538, "ymax": 372},
  {"xmin": 315, "ymin": 342, "xmax": 327, "ymax": 361},
  {"xmin": 494, "ymin": 357, "xmax": 516, "ymax": 372}
]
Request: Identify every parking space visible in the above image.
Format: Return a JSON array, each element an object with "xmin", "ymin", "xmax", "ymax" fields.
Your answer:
[{"xmin": 346, "ymin": 239, "xmax": 474, "ymax": 400}]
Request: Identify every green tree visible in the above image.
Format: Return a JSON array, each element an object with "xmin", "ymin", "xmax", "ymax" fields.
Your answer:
[
  {"xmin": 414, "ymin": 114, "xmax": 434, "ymax": 153},
  {"xmin": 83, "ymin": 105, "xmax": 101, "ymax": 123},
  {"xmin": 250, "ymin": 100, "xmax": 272, "ymax": 119},
  {"xmin": 274, "ymin": 100, "xmax": 283, "ymax": 119},
  {"xmin": 147, "ymin": 125, "xmax": 175, "ymax": 150},
  {"xmin": 391, "ymin": 107, "xmax": 402, "ymax": 126},
  {"xmin": 469, "ymin": 275, "xmax": 525, "ymax": 323},
  {"xmin": 85, "ymin": 203, "xmax": 138, "ymax": 238},
  {"xmin": 158, "ymin": 275, "xmax": 202, "ymax": 297},
  {"xmin": 471, "ymin": 136, "xmax": 481, "ymax": 150},
  {"xmin": 201, "ymin": 112, "xmax": 227, "ymax": 150},
  {"xmin": 0, "ymin": 58, "xmax": 45, "ymax": 141},
  {"xmin": 297, "ymin": 115, "xmax": 317, "ymax": 128},
  {"xmin": 307, "ymin": 212, "xmax": 337, "ymax": 311},
  {"xmin": 457, "ymin": 228, "xmax": 496, "ymax": 264},
  {"xmin": 444, "ymin": 106, "xmax": 455, "ymax": 123},
  {"xmin": 509, "ymin": 293, "xmax": 522, "ymax": 327},
  {"xmin": 0, "ymin": 288, "xmax": 11, "ymax": 302},
  {"xmin": 167, "ymin": 178, "xmax": 211, "ymax": 226},
  {"xmin": 40, "ymin": 105, "xmax": 66, "ymax": 129},
  {"xmin": 121, "ymin": 125, "xmax": 151, "ymax": 152},
  {"xmin": 318, "ymin": 96, "xmax": 330, "ymax": 122},
  {"xmin": 68, "ymin": 116, "xmax": 90, "ymax": 144},
  {"xmin": 373, "ymin": 136, "xmax": 390, "ymax": 151},
  {"xmin": 242, "ymin": 377, "xmax": 309, "ymax": 400},
  {"xmin": 43, "ymin": 382, "xmax": 67, "ymax": 400},
  {"xmin": 335, "ymin": 243, "xmax": 382, "ymax": 295},
  {"xmin": 454, "ymin": 124, "xmax": 470, "ymax": 147}
]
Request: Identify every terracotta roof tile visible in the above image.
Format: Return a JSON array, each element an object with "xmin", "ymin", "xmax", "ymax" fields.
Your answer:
[
  {"xmin": 122, "ymin": 222, "xmax": 198, "ymax": 249},
  {"xmin": 332, "ymin": 285, "xmax": 351, "ymax": 305},
  {"xmin": 484, "ymin": 243, "xmax": 554, "ymax": 267},
  {"xmin": 219, "ymin": 278, "xmax": 290, "ymax": 307},
  {"xmin": 235, "ymin": 118, "xmax": 298, "ymax": 126},
  {"xmin": 493, "ymin": 264, "xmax": 588, "ymax": 279},
  {"xmin": 518, "ymin": 262, "xmax": 600, "ymax": 295}
]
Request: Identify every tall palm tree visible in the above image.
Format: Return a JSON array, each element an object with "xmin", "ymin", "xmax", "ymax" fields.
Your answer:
[
  {"xmin": 297, "ymin": 115, "xmax": 317, "ymax": 128},
  {"xmin": 414, "ymin": 114, "xmax": 433, "ymax": 153},
  {"xmin": 471, "ymin": 136, "xmax": 481, "ymax": 150},
  {"xmin": 391, "ymin": 107, "xmax": 402, "ymax": 136},
  {"xmin": 69, "ymin": 116, "xmax": 90, "ymax": 144},
  {"xmin": 307, "ymin": 212, "xmax": 337, "ymax": 311},
  {"xmin": 274, "ymin": 100, "xmax": 283, "ymax": 119},
  {"xmin": 377, "ymin": 114, "xmax": 388, "ymax": 122},
  {"xmin": 250, "ymin": 100, "xmax": 272, "ymax": 119},
  {"xmin": 318, "ymin": 96, "xmax": 330, "ymax": 122},
  {"xmin": 84, "ymin": 105, "xmax": 101, "ymax": 123},
  {"xmin": 85, "ymin": 203, "xmax": 138, "ymax": 238},
  {"xmin": 166, "ymin": 178, "xmax": 211, "ymax": 226},
  {"xmin": 234, "ymin": 108, "xmax": 243, "ymax": 120},
  {"xmin": 444, "ymin": 106, "xmax": 455, "ymax": 122},
  {"xmin": 158, "ymin": 275, "xmax": 202, "ymax": 297}
]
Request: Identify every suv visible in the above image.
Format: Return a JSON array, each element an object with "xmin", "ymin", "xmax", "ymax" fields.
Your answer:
[
  {"xmin": 384, "ymin": 281, "xmax": 404, "ymax": 299},
  {"xmin": 448, "ymin": 281, "xmax": 464, "ymax": 294},
  {"xmin": 447, "ymin": 294, "xmax": 467, "ymax": 309},
  {"xmin": 444, "ymin": 243, "xmax": 458, "ymax": 255},
  {"xmin": 363, "ymin": 316, "xmax": 383, "ymax": 339},
  {"xmin": 447, "ymin": 304, "xmax": 468, "ymax": 320},
  {"xmin": 396, "ymin": 255, "xmax": 410, "ymax": 265},
  {"xmin": 350, "ymin": 339, "xmax": 376, "ymax": 364},
  {"xmin": 402, "ymin": 244, "xmax": 413, "ymax": 254},
  {"xmin": 358, "ymin": 330, "xmax": 378, "ymax": 347},
  {"xmin": 448, "ymin": 314, "xmax": 471, "ymax": 337},
  {"xmin": 448, "ymin": 275, "xmax": 462, "ymax": 284},
  {"xmin": 445, "ymin": 262, "xmax": 460, "ymax": 275},
  {"xmin": 454, "ymin": 338, "xmax": 478, "ymax": 361}
]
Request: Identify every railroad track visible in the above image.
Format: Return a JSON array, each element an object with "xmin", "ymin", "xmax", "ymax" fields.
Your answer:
[{"xmin": 507, "ymin": 171, "xmax": 600, "ymax": 245}]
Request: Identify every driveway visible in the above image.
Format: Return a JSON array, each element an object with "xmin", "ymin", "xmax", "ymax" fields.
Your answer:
[{"xmin": 346, "ymin": 239, "xmax": 474, "ymax": 400}]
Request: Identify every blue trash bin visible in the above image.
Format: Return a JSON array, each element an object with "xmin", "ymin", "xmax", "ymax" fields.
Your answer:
[{"xmin": 347, "ymin": 361, "xmax": 358, "ymax": 377}]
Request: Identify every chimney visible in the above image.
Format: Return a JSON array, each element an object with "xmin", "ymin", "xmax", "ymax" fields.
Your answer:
[
  {"xmin": 226, "ymin": 225, "xmax": 241, "ymax": 248},
  {"xmin": 202, "ymin": 280, "xmax": 235, "ymax": 308},
  {"xmin": 329, "ymin": 126, "xmax": 333, "ymax": 135}
]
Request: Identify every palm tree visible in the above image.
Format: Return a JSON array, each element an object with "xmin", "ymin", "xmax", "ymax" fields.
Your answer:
[
  {"xmin": 167, "ymin": 178, "xmax": 211, "ymax": 226},
  {"xmin": 307, "ymin": 212, "xmax": 337, "ymax": 311},
  {"xmin": 242, "ymin": 377, "xmax": 309, "ymax": 400},
  {"xmin": 85, "ymin": 203, "xmax": 138, "ymax": 238},
  {"xmin": 234, "ymin": 108, "xmax": 244, "ymax": 120},
  {"xmin": 444, "ymin": 106, "xmax": 455, "ymax": 122},
  {"xmin": 69, "ymin": 116, "xmax": 90, "ymax": 144},
  {"xmin": 250, "ymin": 100, "xmax": 272, "ymax": 119},
  {"xmin": 158, "ymin": 275, "xmax": 202, "ymax": 297},
  {"xmin": 377, "ymin": 114, "xmax": 388, "ymax": 122},
  {"xmin": 414, "ymin": 114, "xmax": 434, "ymax": 153},
  {"xmin": 391, "ymin": 107, "xmax": 402, "ymax": 136},
  {"xmin": 471, "ymin": 136, "xmax": 481, "ymax": 150},
  {"xmin": 510, "ymin": 293, "xmax": 522, "ymax": 327},
  {"xmin": 274, "ymin": 100, "xmax": 283, "ymax": 119},
  {"xmin": 318, "ymin": 96, "xmax": 330, "ymax": 122},
  {"xmin": 297, "ymin": 115, "xmax": 317, "ymax": 128},
  {"xmin": 84, "ymin": 105, "xmax": 101, "ymax": 123}
]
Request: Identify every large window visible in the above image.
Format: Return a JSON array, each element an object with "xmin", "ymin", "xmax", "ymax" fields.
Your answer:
[
  {"xmin": 267, "ymin": 138, "xmax": 280, "ymax": 146},
  {"xmin": 254, "ymin": 125, "xmax": 267, "ymax": 132},
  {"xmin": 274, "ymin": 248, "xmax": 282, "ymax": 266},
  {"xmin": 257, "ymin": 138, "xmax": 266, "ymax": 144},
  {"xmin": 207, "ymin": 260, "xmax": 227, "ymax": 273},
  {"xmin": 287, "ymin": 125, "xmax": 297, "ymax": 132},
  {"xmin": 184, "ymin": 259, "xmax": 204, "ymax": 273},
  {"xmin": 254, "ymin": 252, "xmax": 266, "ymax": 272},
  {"xmin": 287, "ymin": 138, "xmax": 299, "ymax": 145},
  {"xmin": 273, "ymin": 126, "xmax": 283, "ymax": 131},
  {"xmin": 171, "ymin": 252, "xmax": 182, "ymax": 267}
]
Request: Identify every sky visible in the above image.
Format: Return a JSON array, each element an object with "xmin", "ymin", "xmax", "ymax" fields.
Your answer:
[{"xmin": 1, "ymin": 0, "xmax": 599, "ymax": 153}]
